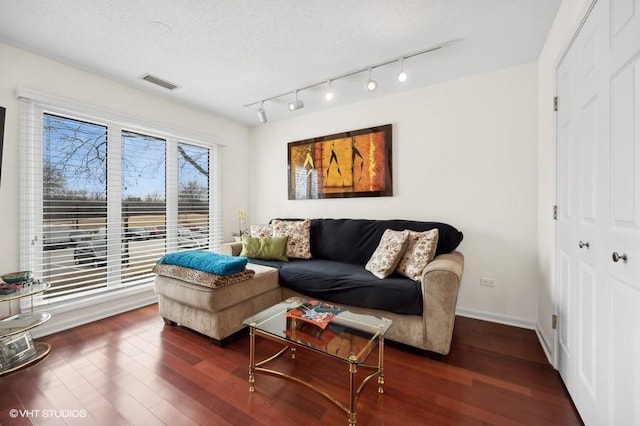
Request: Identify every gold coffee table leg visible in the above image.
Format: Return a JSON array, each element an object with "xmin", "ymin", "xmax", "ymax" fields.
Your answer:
[
  {"xmin": 378, "ymin": 336, "xmax": 385, "ymax": 394},
  {"xmin": 248, "ymin": 323, "xmax": 256, "ymax": 392},
  {"xmin": 348, "ymin": 355, "xmax": 358, "ymax": 425}
]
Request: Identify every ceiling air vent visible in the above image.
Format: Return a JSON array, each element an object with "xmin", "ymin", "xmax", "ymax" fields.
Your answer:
[{"xmin": 140, "ymin": 73, "xmax": 178, "ymax": 90}]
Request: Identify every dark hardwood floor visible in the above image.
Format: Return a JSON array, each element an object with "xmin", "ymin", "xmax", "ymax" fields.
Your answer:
[{"xmin": 0, "ymin": 304, "xmax": 582, "ymax": 425}]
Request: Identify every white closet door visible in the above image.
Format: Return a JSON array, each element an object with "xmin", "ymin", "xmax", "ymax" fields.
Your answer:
[
  {"xmin": 556, "ymin": 36, "xmax": 579, "ymax": 404},
  {"xmin": 577, "ymin": 2, "xmax": 610, "ymax": 424},
  {"xmin": 606, "ymin": 0, "xmax": 640, "ymax": 424},
  {"xmin": 556, "ymin": 1, "xmax": 610, "ymax": 424}
]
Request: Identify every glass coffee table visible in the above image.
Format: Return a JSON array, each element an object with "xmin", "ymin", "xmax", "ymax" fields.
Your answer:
[{"xmin": 243, "ymin": 297, "xmax": 392, "ymax": 425}]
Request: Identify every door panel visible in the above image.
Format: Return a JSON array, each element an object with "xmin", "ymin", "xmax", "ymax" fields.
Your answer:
[
  {"xmin": 556, "ymin": 49, "xmax": 578, "ymax": 393},
  {"xmin": 610, "ymin": 0, "xmax": 640, "ymax": 69},
  {"xmin": 607, "ymin": 5, "xmax": 640, "ymax": 423},
  {"xmin": 610, "ymin": 60, "xmax": 640, "ymax": 229},
  {"xmin": 558, "ymin": 250, "xmax": 572, "ymax": 358},
  {"xmin": 579, "ymin": 97, "xmax": 598, "ymax": 224},
  {"xmin": 556, "ymin": 1, "xmax": 609, "ymax": 424},
  {"xmin": 577, "ymin": 262, "xmax": 597, "ymax": 395},
  {"xmin": 611, "ymin": 0, "xmax": 635, "ymax": 36},
  {"xmin": 609, "ymin": 278, "xmax": 640, "ymax": 425}
]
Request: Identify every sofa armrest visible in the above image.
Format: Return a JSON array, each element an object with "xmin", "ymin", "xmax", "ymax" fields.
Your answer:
[
  {"xmin": 220, "ymin": 242, "xmax": 243, "ymax": 256},
  {"xmin": 421, "ymin": 250, "xmax": 464, "ymax": 355}
]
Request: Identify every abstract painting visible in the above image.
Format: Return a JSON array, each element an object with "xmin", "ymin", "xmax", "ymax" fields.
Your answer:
[{"xmin": 288, "ymin": 124, "xmax": 392, "ymax": 199}]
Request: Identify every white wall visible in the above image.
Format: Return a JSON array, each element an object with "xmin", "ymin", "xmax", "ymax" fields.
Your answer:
[
  {"xmin": 536, "ymin": 0, "xmax": 592, "ymax": 359},
  {"xmin": 250, "ymin": 62, "xmax": 540, "ymax": 326}
]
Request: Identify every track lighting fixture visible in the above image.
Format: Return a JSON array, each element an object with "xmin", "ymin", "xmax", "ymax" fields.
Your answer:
[
  {"xmin": 324, "ymin": 80, "xmax": 334, "ymax": 101},
  {"xmin": 244, "ymin": 39, "xmax": 461, "ymax": 123},
  {"xmin": 257, "ymin": 101, "xmax": 267, "ymax": 123},
  {"xmin": 397, "ymin": 58, "xmax": 408, "ymax": 83},
  {"xmin": 288, "ymin": 90, "xmax": 304, "ymax": 111},
  {"xmin": 366, "ymin": 68, "xmax": 377, "ymax": 92}
]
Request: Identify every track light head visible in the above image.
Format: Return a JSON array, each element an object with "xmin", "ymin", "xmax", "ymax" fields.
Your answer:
[
  {"xmin": 288, "ymin": 91, "xmax": 304, "ymax": 111},
  {"xmin": 325, "ymin": 80, "xmax": 334, "ymax": 101},
  {"xmin": 288, "ymin": 99, "xmax": 304, "ymax": 111},
  {"xmin": 366, "ymin": 68, "xmax": 377, "ymax": 92},
  {"xmin": 397, "ymin": 58, "xmax": 408, "ymax": 83},
  {"xmin": 257, "ymin": 101, "xmax": 267, "ymax": 123}
]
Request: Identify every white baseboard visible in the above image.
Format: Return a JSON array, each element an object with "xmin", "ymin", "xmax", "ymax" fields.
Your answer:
[
  {"xmin": 31, "ymin": 289, "xmax": 158, "ymax": 339},
  {"xmin": 535, "ymin": 324, "xmax": 555, "ymax": 367},
  {"xmin": 456, "ymin": 307, "xmax": 536, "ymax": 330}
]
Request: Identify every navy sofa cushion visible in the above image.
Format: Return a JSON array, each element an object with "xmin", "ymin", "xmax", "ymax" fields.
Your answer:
[
  {"xmin": 249, "ymin": 218, "xmax": 462, "ymax": 315},
  {"xmin": 273, "ymin": 218, "xmax": 463, "ymax": 265},
  {"xmin": 271, "ymin": 258, "xmax": 422, "ymax": 315},
  {"xmin": 309, "ymin": 218, "xmax": 463, "ymax": 265}
]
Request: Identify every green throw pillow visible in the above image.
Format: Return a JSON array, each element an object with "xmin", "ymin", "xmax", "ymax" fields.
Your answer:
[{"xmin": 239, "ymin": 235, "xmax": 289, "ymax": 261}]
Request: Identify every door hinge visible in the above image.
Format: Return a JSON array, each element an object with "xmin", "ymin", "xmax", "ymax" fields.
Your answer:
[
  {"xmin": 553, "ymin": 96, "xmax": 558, "ymax": 111},
  {"xmin": 553, "ymin": 205, "xmax": 557, "ymax": 220},
  {"xmin": 552, "ymin": 314, "xmax": 558, "ymax": 330}
]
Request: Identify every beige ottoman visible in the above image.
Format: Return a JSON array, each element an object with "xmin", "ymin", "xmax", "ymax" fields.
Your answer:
[{"xmin": 154, "ymin": 263, "xmax": 281, "ymax": 345}]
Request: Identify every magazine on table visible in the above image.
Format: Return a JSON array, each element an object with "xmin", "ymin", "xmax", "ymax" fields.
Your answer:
[{"xmin": 286, "ymin": 300, "xmax": 344, "ymax": 330}]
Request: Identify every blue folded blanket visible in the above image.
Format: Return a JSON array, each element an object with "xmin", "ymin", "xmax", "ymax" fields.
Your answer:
[{"xmin": 157, "ymin": 250, "xmax": 248, "ymax": 276}]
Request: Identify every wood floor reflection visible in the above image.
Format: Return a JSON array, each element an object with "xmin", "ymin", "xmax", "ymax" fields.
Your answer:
[{"xmin": 0, "ymin": 304, "xmax": 582, "ymax": 425}]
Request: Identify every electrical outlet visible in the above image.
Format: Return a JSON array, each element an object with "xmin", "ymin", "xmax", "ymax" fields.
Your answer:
[{"xmin": 480, "ymin": 277, "xmax": 496, "ymax": 287}]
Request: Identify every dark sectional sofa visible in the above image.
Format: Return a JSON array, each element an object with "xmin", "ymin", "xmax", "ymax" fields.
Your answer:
[{"xmin": 223, "ymin": 218, "xmax": 465, "ymax": 355}]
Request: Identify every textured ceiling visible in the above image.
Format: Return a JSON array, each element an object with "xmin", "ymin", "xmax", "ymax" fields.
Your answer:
[{"xmin": 0, "ymin": 0, "xmax": 561, "ymax": 126}]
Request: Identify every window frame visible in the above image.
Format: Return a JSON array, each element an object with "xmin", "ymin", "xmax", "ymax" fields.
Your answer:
[{"xmin": 17, "ymin": 88, "xmax": 223, "ymax": 308}]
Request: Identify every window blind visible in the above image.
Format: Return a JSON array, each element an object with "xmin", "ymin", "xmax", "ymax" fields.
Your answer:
[{"xmin": 17, "ymin": 90, "xmax": 223, "ymax": 303}]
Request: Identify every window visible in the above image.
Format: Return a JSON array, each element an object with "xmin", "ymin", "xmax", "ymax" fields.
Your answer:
[
  {"xmin": 119, "ymin": 130, "xmax": 168, "ymax": 289},
  {"xmin": 18, "ymin": 90, "xmax": 222, "ymax": 304},
  {"xmin": 42, "ymin": 113, "xmax": 109, "ymax": 297},
  {"xmin": 178, "ymin": 143, "xmax": 210, "ymax": 250}
]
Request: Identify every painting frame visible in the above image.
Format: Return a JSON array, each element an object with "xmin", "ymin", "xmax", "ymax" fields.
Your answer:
[
  {"xmin": 287, "ymin": 124, "xmax": 392, "ymax": 200},
  {"xmin": 0, "ymin": 106, "xmax": 5, "ymax": 187}
]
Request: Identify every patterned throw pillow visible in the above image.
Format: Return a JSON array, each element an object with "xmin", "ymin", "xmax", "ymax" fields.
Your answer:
[
  {"xmin": 365, "ymin": 229, "xmax": 410, "ymax": 279},
  {"xmin": 396, "ymin": 229, "xmax": 439, "ymax": 281},
  {"xmin": 271, "ymin": 219, "xmax": 312, "ymax": 259},
  {"xmin": 250, "ymin": 224, "xmax": 272, "ymax": 238}
]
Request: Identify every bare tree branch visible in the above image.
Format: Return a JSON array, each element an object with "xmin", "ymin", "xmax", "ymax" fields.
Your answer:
[{"xmin": 178, "ymin": 145, "xmax": 208, "ymax": 177}]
